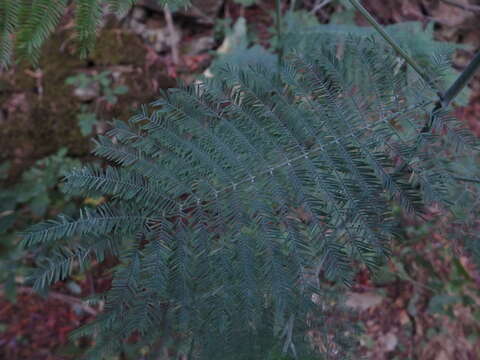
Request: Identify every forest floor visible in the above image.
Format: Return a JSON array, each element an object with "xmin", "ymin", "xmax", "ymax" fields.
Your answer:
[{"xmin": 0, "ymin": 1, "xmax": 480, "ymax": 359}]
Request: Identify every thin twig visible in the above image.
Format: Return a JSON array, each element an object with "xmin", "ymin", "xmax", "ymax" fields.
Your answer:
[
  {"xmin": 187, "ymin": 336, "xmax": 195, "ymax": 360},
  {"xmin": 454, "ymin": 176, "xmax": 480, "ymax": 184},
  {"xmin": 164, "ymin": 4, "xmax": 180, "ymax": 66},
  {"xmin": 0, "ymin": 285, "xmax": 99, "ymax": 316},
  {"xmin": 440, "ymin": 0, "xmax": 480, "ymax": 13},
  {"xmin": 276, "ymin": 0, "xmax": 284, "ymax": 62},
  {"xmin": 348, "ymin": 0, "xmax": 439, "ymax": 93},
  {"xmin": 290, "ymin": 0, "xmax": 297, "ymax": 11},
  {"xmin": 311, "ymin": 0, "xmax": 332, "ymax": 14},
  {"xmin": 442, "ymin": 50, "xmax": 480, "ymax": 106}
]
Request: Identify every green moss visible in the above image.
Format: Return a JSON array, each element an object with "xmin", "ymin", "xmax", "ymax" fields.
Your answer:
[
  {"xmin": 0, "ymin": 26, "xmax": 161, "ymax": 180},
  {"xmin": 91, "ymin": 30, "xmax": 146, "ymax": 66},
  {"xmin": 1, "ymin": 32, "xmax": 90, "ymax": 166},
  {"xmin": 0, "ymin": 78, "xmax": 11, "ymax": 92}
]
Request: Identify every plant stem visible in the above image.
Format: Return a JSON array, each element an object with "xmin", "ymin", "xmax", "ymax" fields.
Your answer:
[
  {"xmin": 442, "ymin": 51, "xmax": 480, "ymax": 106},
  {"xmin": 454, "ymin": 176, "xmax": 480, "ymax": 184},
  {"xmin": 187, "ymin": 336, "xmax": 195, "ymax": 359},
  {"xmin": 348, "ymin": 0, "xmax": 436, "ymax": 91},
  {"xmin": 276, "ymin": 0, "xmax": 284, "ymax": 62},
  {"xmin": 440, "ymin": 0, "xmax": 480, "ymax": 13},
  {"xmin": 349, "ymin": 0, "xmax": 480, "ymax": 109},
  {"xmin": 164, "ymin": 4, "xmax": 180, "ymax": 66},
  {"xmin": 290, "ymin": 0, "xmax": 297, "ymax": 11}
]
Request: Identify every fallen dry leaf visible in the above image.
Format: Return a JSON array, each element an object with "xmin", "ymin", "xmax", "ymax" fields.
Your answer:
[{"xmin": 346, "ymin": 292, "xmax": 384, "ymax": 311}]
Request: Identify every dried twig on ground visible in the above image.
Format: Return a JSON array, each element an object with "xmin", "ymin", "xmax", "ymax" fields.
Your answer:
[
  {"xmin": 0, "ymin": 285, "xmax": 99, "ymax": 316},
  {"xmin": 440, "ymin": 0, "xmax": 480, "ymax": 13},
  {"xmin": 164, "ymin": 5, "xmax": 180, "ymax": 65}
]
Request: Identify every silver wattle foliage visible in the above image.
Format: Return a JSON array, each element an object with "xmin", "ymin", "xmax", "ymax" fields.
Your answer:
[{"xmin": 22, "ymin": 37, "xmax": 479, "ymax": 359}]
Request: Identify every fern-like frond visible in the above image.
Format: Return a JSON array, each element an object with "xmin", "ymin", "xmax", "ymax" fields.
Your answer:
[
  {"xmin": 22, "ymin": 37, "xmax": 479, "ymax": 358},
  {"xmin": 21, "ymin": 202, "xmax": 150, "ymax": 247},
  {"xmin": 0, "ymin": 0, "xmax": 19, "ymax": 67},
  {"xmin": 31, "ymin": 234, "xmax": 119, "ymax": 291},
  {"xmin": 15, "ymin": 0, "xmax": 67, "ymax": 63},
  {"xmin": 63, "ymin": 165, "xmax": 182, "ymax": 212},
  {"xmin": 76, "ymin": 0, "xmax": 103, "ymax": 58},
  {"xmin": 107, "ymin": 0, "xmax": 134, "ymax": 15}
]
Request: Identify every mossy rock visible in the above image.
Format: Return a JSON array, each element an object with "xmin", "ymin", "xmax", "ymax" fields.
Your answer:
[
  {"xmin": 0, "ymin": 28, "xmax": 148, "ymax": 176},
  {"xmin": 91, "ymin": 30, "xmax": 146, "ymax": 66}
]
